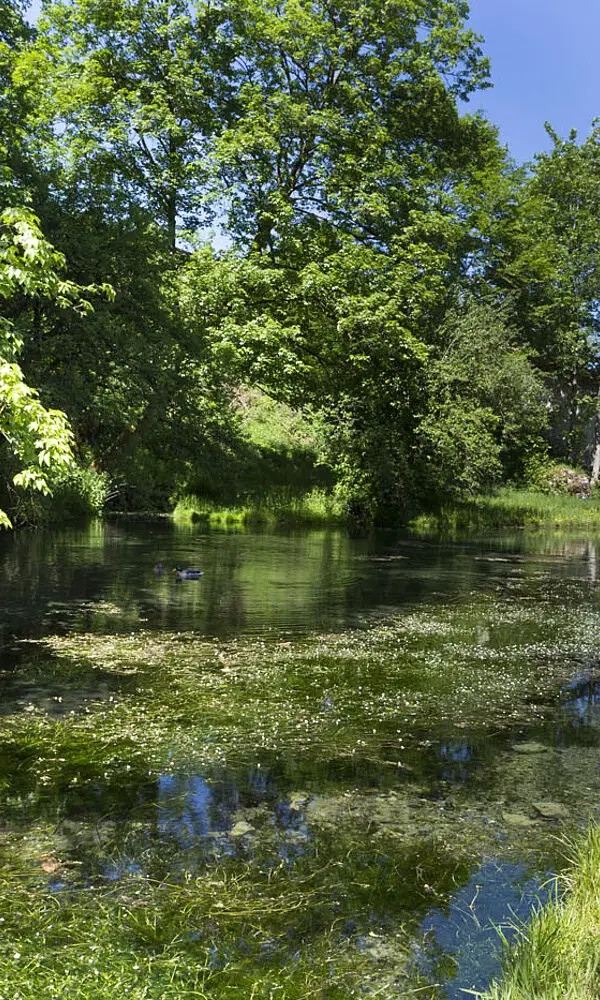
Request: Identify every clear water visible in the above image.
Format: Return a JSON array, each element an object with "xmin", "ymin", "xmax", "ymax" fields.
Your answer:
[{"xmin": 2, "ymin": 520, "xmax": 600, "ymax": 996}]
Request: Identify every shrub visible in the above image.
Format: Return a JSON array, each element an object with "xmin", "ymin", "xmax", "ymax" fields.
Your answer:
[{"xmin": 523, "ymin": 458, "xmax": 591, "ymax": 497}]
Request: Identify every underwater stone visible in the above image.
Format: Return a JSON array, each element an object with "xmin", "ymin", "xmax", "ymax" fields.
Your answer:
[
  {"xmin": 288, "ymin": 792, "xmax": 310, "ymax": 812},
  {"xmin": 368, "ymin": 798, "xmax": 410, "ymax": 830},
  {"xmin": 532, "ymin": 801, "xmax": 570, "ymax": 819},
  {"xmin": 229, "ymin": 821, "xmax": 255, "ymax": 838},
  {"xmin": 511, "ymin": 742, "xmax": 549, "ymax": 755},
  {"xmin": 234, "ymin": 806, "xmax": 272, "ymax": 828},
  {"xmin": 356, "ymin": 935, "xmax": 397, "ymax": 963},
  {"xmin": 502, "ymin": 812, "xmax": 538, "ymax": 828},
  {"xmin": 305, "ymin": 795, "xmax": 350, "ymax": 829}
]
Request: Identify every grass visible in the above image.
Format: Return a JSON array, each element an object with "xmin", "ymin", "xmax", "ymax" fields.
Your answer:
[
  {"xmin": 173, "ymin": 486, "xmax": 344, "ymax": 528},
  {"xmin": 173, "ymin": 389, "xmax": 342, "ymax": 527},
  {"xmin": 176, "ymin": 483, "xmax": 600, "ymax": 535},
  {"xmin": 410, "ymin": 488, "xmax": 600, "ymax": 534},
  {"xmin": 477, "ymin": 825, "xmax": 600, "ymax": 1000}
]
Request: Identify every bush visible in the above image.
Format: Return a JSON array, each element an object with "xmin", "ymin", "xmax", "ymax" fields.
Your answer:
[
  {"xmin": 6, "ymin": 463, "xmax": 110, "ymax": 526},
  {"xmin": 48, "ymin": 464, "xmax": 111, "ymax": 518},
  {"xmin": 523, "ymin": 458, "xmax": 591, "ymax": 497}
]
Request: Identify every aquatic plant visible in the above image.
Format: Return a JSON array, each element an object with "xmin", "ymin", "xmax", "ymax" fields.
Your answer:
[{"xmin": 0, "ymin": 572, "xmax": 598, "ymax": 997}]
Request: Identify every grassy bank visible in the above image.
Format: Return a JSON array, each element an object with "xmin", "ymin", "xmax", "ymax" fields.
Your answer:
[
  {"xmin": 173, "ymin": 486, "xmax": 344, "ymax": 528},
  {"xmin": 478, "ymin": 826, "xmax": 600, "ymax": 1000},
  {"xmin": 410, "ymin": 488, "xmax": 600, "ymax": 534},
  {"xmin": 173, "ymin": 390, "xmax": 340, "ymax": 527},
  {"xmin": 177, "ymin": 485, "xmax": 600, "ymax": 533},
  {"xmin": 173, "ymin": 388, "xmax": 346, "ymax": 527}
]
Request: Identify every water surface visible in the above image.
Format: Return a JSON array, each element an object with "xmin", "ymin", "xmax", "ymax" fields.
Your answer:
[{"xmin": 1, "ymin": 521, "xmax": 600, "ymax": 997}]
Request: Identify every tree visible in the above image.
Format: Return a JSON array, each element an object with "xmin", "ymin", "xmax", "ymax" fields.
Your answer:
[
  {"xmin": 215, "ymin": 0, "xmax": 495, "ymax": 254},
  {"xmin": 176, "ymin": 0, "xmax": 512, "ymax": 519},
  {"xmin": 0, "ymin": 192, "xmax": 111, "ymax": 526},
  {"xmin": 417, "ymin": 302, "xmax": 548, "ymax": 498},
  {"xmin": 481, "ymin": 125, "xmax": 600, "ymax": 467},
  {"xmin": 19, "ymin": 203, "xmax": 237, "ymax": 507},
  {"xmin": 18, "ymin": 0, "xmax": 232, "ymax": 246},
  {"xmin": 0, "ymin": 0, "xmax": 33, "ymax": 176}
]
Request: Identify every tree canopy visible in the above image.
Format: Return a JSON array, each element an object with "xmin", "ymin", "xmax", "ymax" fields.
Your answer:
[{"xmin": 0, "ymin": 0, "xmax": 596, "ymax": 524}]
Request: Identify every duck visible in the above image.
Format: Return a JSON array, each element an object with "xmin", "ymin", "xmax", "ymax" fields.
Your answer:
[{"xmin": 174, "ymin": 566, "xmax": 204, "ymax": 581}]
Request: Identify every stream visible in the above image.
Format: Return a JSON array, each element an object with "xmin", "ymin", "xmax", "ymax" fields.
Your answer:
[{"xmin": 1, "ymin": 520, "xmax": 600, "ymax": 997}]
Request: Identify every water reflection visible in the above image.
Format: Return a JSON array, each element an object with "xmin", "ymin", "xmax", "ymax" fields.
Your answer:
[
  {"xmin": 158, "ymin": 774, "xmax": 216, "ymax": 842},
  {"xmin": 3, "ymin": 520, "xmax": 600, "ymax": 643},
  {"xmin": 439, "ymin": 743, "xmax": 478, "ymax": 785},
  {"xmin": 419, "ymin": 860, "xmax": 551, "ymax": 999},
  {"xmin": 156, "ymin": 768, "xmax": 281, "ymax": 844},
  {"xmin": 561, "ymin": 676, "xmax": 600, "ymax": 725}
]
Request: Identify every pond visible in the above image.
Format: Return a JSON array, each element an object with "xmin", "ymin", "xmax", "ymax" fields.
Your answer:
[{"xmin": 1, "ymin": 520, "xmax": 600, "ymax": 998}]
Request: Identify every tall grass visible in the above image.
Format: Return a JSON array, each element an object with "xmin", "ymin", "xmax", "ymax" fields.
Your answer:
[
  {"xmin": 173, "ymin": 486, "xmax": 344, "ymax": 528},
  {"xmin": 172, "ymin": 389, "xmax": 341, "ymax": 526},
  {"xmin": 410, "ymin": 488, "xmax": 600, "ymax": 534},
  {"xmin": 477, "ymin": 826, "xmax": 600, "ymax": 999}
]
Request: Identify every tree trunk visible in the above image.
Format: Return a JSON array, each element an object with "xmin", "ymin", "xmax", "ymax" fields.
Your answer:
[
  {"xmin": 590, "ymin": 386, "xmax": 600, "ymax": 486},
  {"xmin": 167, "ymin": 129, "xmax": 177, "ymax": 251}
]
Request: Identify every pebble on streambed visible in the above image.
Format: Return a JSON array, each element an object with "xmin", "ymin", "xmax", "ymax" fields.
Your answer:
[
  {"xmin": 511, "ymin": 742, "xmax": 550, "ymax": 755},
  {"xmin": 531, "ymin": 801, "xmax": 571, "ymax": 820}
]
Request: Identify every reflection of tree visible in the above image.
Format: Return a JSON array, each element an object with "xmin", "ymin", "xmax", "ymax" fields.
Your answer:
[
  {"xmin": 561, "ymin": 678, "xmax": 600, "ymax": 729},
  {"xmin": 5, "ymin": 520, "xmax": 600, "ymax": 646},
  {"xmin": 157, "ymin": 772, "xmax": 252, "ymax": 844}
]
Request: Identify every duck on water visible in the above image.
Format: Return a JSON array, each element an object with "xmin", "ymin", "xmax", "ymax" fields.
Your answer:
[
  {"xmin": 174, "ymin": 567, "xmax": 204, "ymax": 580},
  {"xmin": 154, "ymin": 564, "xmax": 204, "ymax": 580}
]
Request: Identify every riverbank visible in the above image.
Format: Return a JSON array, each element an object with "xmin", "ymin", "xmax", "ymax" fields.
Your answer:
[
  {"xmin": 478, "ymin": 825, "xmax": 600, "ymax": 1000},
  {"xmin": 15, "ymin": 484, "xmax": 600, "ymax": 535},
  {"xmin": 410, "ymin": 488, "xmax": 600, "ymax": 534},
  {"xmin": 172, "ymin": 486, "xmax": 345, "ymax": 528},
  {"xmin": 168, "ymin": 487, "xmax": 600, "ymax": 533}
]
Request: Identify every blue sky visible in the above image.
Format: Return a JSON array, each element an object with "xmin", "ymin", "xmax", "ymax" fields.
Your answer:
[
  {"xmin": 467, "ymin": 0, "xmax": 600, "ymax": 163},
  {"xmin": 25, "ymin": 0, "xmax": 599, "ymax": 165}
]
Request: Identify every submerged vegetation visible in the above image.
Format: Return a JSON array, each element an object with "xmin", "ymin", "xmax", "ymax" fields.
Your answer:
[{"xmin": 0, "ymin": 527, "xmax": 600, "ymax": 997}]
